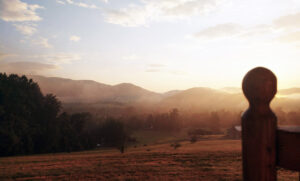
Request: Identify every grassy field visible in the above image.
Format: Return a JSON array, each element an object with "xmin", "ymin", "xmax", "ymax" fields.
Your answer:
[{"xmin": 0, "ymin": 138, "xmax": 298, "ymax": 181}]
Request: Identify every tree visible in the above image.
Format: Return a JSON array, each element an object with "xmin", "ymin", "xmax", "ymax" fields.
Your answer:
[
  {"xmin": 209, "ymin": 111, "xmax": 221, "ymax": 133},
  {"xmin": 169, "ymin": 108, "xmax": 180, "ymax": 131},
  {"xmin": 0, "ymin": 73, "xmax": 61, "ymax": 156},
  {"xmin": 0, "ymin": 73, "xmax": 133, "ymax": 156},
  {"xmin": 101, "ymin": 118, "xmax": 129, "ymax": 153}
]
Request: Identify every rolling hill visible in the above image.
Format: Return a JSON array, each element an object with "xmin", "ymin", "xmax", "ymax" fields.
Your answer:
[
  {"xmin": 158, "ymin": 87, "xmax": 246, "ymax": 112},
  {"xmin": 28, "ymin": 75, "xmax": 161, "ymax": 104},
  {"xmin": 28, "ymin": 75, "xmax": 300, "ymax": 113}
]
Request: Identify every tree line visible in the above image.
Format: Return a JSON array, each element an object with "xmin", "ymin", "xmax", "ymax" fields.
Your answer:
[
  {"xmin": 3, "ymin": 74, "xmax": 297, "ymax": 157},
  {"xmin": 0, "ymin": 74, "xmax": 129, "ymax": 156}
]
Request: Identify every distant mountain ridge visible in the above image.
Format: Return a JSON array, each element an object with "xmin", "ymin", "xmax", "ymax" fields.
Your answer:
[
  {"xmin": 158, "ymin": 87, "xmax": 246, "ymax": 112},
  {"xmin": 28, "ymin": 75, "xmax": 161, "ymax": 104},
  {"xmin": 278, "ymin": 88, "xmax": 300, "ymax": 95},
  {"xmin": 27, "ymin": 75, "xmax": 300, "ymax": 112}
]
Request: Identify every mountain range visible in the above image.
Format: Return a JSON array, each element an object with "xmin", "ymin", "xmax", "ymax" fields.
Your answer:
[{"xmin": 28, "ymin": 75, "xmax": 300, "ymax": 113}]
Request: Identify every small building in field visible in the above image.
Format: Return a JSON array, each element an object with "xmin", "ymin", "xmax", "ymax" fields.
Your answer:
[{"xmin": 225, "ymin": 125, "xmax": 241, "ymax": 139}]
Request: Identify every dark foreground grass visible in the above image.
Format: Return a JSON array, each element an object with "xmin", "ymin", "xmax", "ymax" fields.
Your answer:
[{"xmin": 0, "ymin": 139, "xmax": 298, "ymax": 180}]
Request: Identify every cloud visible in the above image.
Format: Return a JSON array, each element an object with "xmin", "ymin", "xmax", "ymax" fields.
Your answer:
[
  {"xmin": 70, "ymin": 35, "xmax": 81, "ymax": 42},
  {"xmin": 0, "ymin": 52, "xmax": 15, "ymax": 60},
  {"xmin": 146, "ymin": 63, "xmax": 165, "ymax": 72},
  {"xmin": 191, "ymin": 11, "xmax": 300, "ymax": 41},
  {"xmin": 105, "ymin": 6, "xmax": 149, "ymax": 27},
  {"xmin": 194, "ymin": 23, "xmax": 243, "ymax": 39},
  {"xmin": 145, "ymin": 64, "xmax": 185, "ymax": 75},
  {"xmin": 0, "ymin": 53, "xmax": 6, "ymax": 60},
  {"xmin": 193, "ymin": 23, "xmax": 276, "ymax": 40},
  {"xmin": 32, "ymin": 37, "xmax": 52, "ymax": 48},
  {"xmin": 146, "ymin": 68, "xmax": 161, "ymax": 72},
  {"xmin": 148, "ymin": 64, "xmax": 166, "ymax": 68},
  {"xmin": 191, "ymin": 21, "xmax": 280, "ymax": 41},
  {"xmin": 104, "ymin": 0, "xmax": 227, "ymax": 27},
  {"xmin": 273, "ymin": 12, "xmax": 300, "ymax": 30},
  {"xmin": 169, "ymin": 70, "xmax": 187, "ymax": 75},
  {"xmin": 0, "ymin": 61, "xmax": 58, "ymax": 75},
  {"xmin": 13, "ymin": 23, "xmax": 37, "ymax": 36},
  {"xmin": 238, "ymin": 24, "xmax": 273, "ymax": 38},
  {"xmin": 0, "ymin": 0, "xmax": 43, "ymax": 22},
  {"xmin": 158, "ymin": 0, "xmax": 222, "ymax": 17},
  {"xmin": 61, "ymin": 0, "xmax": 99, "ymax": 9},
  {"xmin": 271, "ymin": 12, "xmax": 300, "ymax": 45},
  {"xmin": 56, "ymin": 0, "xmax": 65, "ymax": 5},
  {"xmin": 277, "ymin": 31, "xmax": 300, "ymax": 42},
  {"xmin": 145, "ymin": 66, "xmax": 187, "ymax": 75},
  {"xmin": 0, "ymin": 52, "xmax": 80, "ymax": 75},
  {"xmin": 32, "ymin": 53, "xmax": 81, "ymax": 64}
]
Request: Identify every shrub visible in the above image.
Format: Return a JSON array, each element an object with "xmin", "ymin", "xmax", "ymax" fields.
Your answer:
[
  {"xmin": 171, "ymin": 142, "xmax": 181, "ymax": 149},
  {"xmin": 190, "ymin": 135, "xmax": 197, "ymax": 143}
]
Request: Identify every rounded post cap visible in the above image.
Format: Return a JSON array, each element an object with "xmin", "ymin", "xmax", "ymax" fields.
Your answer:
[{"xmin": 242, "ymin": 67, "xmax": 277, "ymax": 104}]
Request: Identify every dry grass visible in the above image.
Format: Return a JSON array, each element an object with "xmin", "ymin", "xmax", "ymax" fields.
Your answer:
[{"xmin": 0, "ymin": 139, "xmax": 298, "ymax": 180}]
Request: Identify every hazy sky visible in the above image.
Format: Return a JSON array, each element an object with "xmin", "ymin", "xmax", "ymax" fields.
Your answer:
[{"xmin": 0, "ymin": 0, "xmax": 300, "ymax": 92}]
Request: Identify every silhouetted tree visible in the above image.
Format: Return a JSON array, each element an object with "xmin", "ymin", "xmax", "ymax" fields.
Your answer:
[
  {"xmin": 0, "ymin": 74, "xmax": 96, "ymax": 156},
  {"xmin": 209, "ymin": 111, "xmax": 221, "ymax": 133},
  {"xmin": 101, "ymin": 118, "xmax": 129, "ymax": 153},
  {"xmin": 0, "ymin": 73, "xmax": 60, "ymax": 155},
  {"xmin": 169, "ymin": 108, "xmax": 180, "ymax": 131}
]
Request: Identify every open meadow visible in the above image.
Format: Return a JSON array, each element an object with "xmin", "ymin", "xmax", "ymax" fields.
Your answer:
[{"xmin": 0, "ymin": 137, "xmax": 298, "ymax": 181}]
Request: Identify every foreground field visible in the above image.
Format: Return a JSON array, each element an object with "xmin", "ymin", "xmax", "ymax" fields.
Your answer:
[{"xmin": 0, "ymin": 139, "xmax": 298, "ymax": 180}]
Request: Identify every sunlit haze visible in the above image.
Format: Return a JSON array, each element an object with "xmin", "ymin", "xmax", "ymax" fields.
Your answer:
[{"xmin": 1, "ymin": 0, "xmax": 300, "ymax": 92}]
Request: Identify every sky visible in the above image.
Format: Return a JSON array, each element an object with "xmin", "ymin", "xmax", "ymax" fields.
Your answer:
[{"xmin": 0, "ymin": 0, "xmax": 300, "ymax": 92}]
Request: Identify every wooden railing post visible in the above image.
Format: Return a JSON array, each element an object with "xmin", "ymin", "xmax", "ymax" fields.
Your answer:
[{"xmin": 242, "ymin": 67, "xmax": 277, "ymax": 181}]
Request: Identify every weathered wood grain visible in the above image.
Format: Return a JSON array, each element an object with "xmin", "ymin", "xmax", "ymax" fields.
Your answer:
[
  {"xmin": 242, "ymin": 67, "xmax": 277, "ymax": 181},
  {"xmin": 277, "ymin": 128, "xmax": 300, "ymax": 171}
]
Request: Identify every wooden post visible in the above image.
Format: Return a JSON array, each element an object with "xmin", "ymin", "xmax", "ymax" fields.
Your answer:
[{"xmin": 242, "ymin": 67, "xmax": 277, "ymax": 181}]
